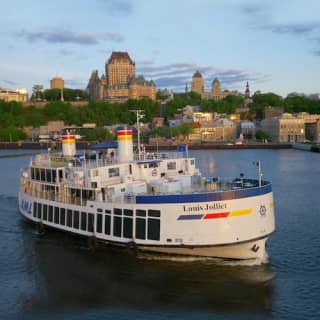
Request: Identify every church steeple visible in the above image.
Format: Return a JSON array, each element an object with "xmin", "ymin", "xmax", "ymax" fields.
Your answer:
[{"xmin": 245, "ymin": 81, "xmax": 250, "ymax": 99}]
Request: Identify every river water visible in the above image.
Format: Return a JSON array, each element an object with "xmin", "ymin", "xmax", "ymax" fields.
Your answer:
[{"xmin": 0, "ymin": 149, "xmax": 319, "ymax": 320}]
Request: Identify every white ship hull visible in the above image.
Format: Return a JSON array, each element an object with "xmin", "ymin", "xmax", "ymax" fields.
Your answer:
[{"xmin": 19, "ymin": 184, "xmax": 275, "ymax": 260}]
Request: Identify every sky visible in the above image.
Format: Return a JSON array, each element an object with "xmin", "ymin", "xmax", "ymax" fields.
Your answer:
[{"xmin": 1, "ymin": 0, "xmax": 320, "ymax": 97}]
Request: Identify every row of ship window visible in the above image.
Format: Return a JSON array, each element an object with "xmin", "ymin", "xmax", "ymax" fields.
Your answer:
[
  {"xmin": 31, "ymin": 167, "xmax": 63, "ymax": 183},
  {"xmin": 33, "ymin": 202, "xmax": 160, "ymax": 241}
]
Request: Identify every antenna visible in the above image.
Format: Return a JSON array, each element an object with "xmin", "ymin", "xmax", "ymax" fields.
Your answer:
[{"xmin": 130, "ymin": 110, "xmax": 144, "ymax": 159}]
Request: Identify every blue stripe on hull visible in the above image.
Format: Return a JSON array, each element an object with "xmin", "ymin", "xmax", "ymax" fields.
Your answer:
[
  {"xmin": 136, "ymin": 184, "xmax": 272, "ymax": 204},
  {"xmin": 177, "ymin": 214, "xmax": 204, "ymax": 220}
]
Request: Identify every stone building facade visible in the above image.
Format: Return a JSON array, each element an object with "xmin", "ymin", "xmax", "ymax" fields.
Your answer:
[
  {"xmin": 261, "ymin": 113, "xmax": 305, "ymax": 143},
  {"xmin": 191, "ymin": 71, "xmax": 230, "ymax": 100},
  {"xmin": 0, "ymin": 88, "xmax": 28, "ymax": 102},
  {"xmin": 87, "ymin": 51, "xmax": 156, "ymax": 101}
]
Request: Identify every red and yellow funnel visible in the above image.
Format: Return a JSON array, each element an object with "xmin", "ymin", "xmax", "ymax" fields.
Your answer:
[{"xmin": 117, "ymin": 128, "xmax": 133, "ymax": 162}]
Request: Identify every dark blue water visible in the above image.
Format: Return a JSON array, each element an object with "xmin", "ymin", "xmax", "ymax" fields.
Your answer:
[{"xmin": 0, "ymin": 149, "xmax": 320, "ymax": 320}]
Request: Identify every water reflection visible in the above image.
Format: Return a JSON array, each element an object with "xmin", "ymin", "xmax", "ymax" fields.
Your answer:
[{"xmin": 20, "ymin": 226, "xmax": 275, "ymax": 317}]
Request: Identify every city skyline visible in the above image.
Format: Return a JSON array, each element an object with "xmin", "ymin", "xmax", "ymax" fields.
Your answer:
[{"xmin": 1, "ymin": 0, "xmax": 320, "ymax": 97}]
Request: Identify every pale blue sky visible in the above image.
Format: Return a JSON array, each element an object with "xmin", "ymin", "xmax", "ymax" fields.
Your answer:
[{"xmin": 1, "ymin": 0, "xmax": 320, "ymax": 97}]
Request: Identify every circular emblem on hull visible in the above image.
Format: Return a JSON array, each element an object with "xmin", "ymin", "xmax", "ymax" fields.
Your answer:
[{"xmin": 259, "ymin": 205, "xmax": 267, "ymax": 216}]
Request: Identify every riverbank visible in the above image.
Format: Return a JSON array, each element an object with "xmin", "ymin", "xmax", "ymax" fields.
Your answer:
[{"xmin": 0, "ymin": 141, "xmax": 292, "ymax": 150}]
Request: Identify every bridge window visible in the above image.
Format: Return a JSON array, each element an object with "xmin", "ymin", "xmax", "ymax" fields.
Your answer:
[
  {"xmin": 167, "ymin": 162, "xmax": 176, "ymax": 170},
  {"xmin": 109, "ymin": 167, "xmax": 120, "ymax": 177}
]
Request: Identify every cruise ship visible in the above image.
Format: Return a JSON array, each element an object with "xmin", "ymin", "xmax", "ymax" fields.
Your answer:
[{"xmin": 19, "ymin": 125, "xmax": 275, "ymax": 260}]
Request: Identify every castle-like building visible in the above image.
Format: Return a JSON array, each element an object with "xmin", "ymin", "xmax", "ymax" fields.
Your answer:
[
  {"xmin": 87, "ymin": 52, "xmax": 156, "ymax": 102},
  {"xmin": 191, "ymin": 71, "xmax": 231, "ymax": 100}
]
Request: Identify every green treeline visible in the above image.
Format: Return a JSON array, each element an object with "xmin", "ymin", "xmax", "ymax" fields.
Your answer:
[{"xmin": 1, "ymin": 91, "xmax": 320, "ymax": 141}]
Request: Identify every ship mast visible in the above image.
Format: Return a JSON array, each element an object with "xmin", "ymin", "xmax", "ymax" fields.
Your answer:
[{"xmin": 130, "ymin": 110, "xmax": 144, "ymax": 159}]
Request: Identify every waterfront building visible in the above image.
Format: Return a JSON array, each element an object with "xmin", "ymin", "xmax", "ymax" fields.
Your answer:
[
  {"xmin": 0, "ymin": 88, "xmax": 28, "ymax": 102},
  {"xmin": 50, "ymin": 76, "xmax": 64, "ymax": 90},
  {"xmin": 261, "ymin": 113, "xmax": 305, "ymax": 143},
  {"xmin": 305, "ymin": 120, "xmax": 320, "ymax": 142},
  {"xmin": 87, "ymin": 51, "xmax": 156, "ymax": 102}
]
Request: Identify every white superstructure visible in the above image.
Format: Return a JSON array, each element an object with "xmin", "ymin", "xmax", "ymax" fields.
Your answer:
[{"xmin": 19, "ymin": 128, "xmax": 275, "ymax": 260}]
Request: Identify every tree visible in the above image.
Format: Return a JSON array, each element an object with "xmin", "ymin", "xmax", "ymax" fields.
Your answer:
[{"xmin": 255, "ymin": 130, "xmax": 270, "ymax": 141}]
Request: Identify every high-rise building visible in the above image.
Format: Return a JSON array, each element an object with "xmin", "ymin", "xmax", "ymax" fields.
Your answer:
[
  {"xmin": 106, "ymin": 52, "xmax": 135, "ymax": 86},
  {"xmin": 87, "ymin": 51, "xmax": 156, "ymax": 101},
  {"xmin": 50, "ymin": 76, "xmax": 64, "ymax": 90}
]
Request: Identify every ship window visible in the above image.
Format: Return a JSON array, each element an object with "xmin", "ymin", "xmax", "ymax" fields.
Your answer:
[
  {"xmin": 97, "ymin": 214, "xmax": 103, "ymax": 233},
  {"xmin": 97, "ymin": 208, "xmax": 103, "ymax": 213},
  {"xmin": 136, "ymin": 209, "xmax": 146, "ymax": 217},
  {"xmin": 37, "ymin": 203, "xmax": 41, "ymax": 219},
  {"xmin": 40, "ymin": 169, "xmax": 46, "ymax": 182},
  {"xmin": 81, "ymin": 212, "xmax": 87, "ymax": 231},
  {"xmin": 33, "ymin": 202, "xmax": 37, "ymax": 217},
  {"xmin": 124, "ymin": 209, "xmax": 133, "ymax": 216},
  {"xmin": 47, "ymin": 170, "xmax": 52, "ymax": 183},
  {"xmin": 88, "ymin": 214, "xmax": 94, "ymax": 232},
  {"xmin": 167, "ymin": 162, "xmax": 176, "ymax": 170},
  {"xmin": 135, "ymin": 218, "xmax": 146, "ymax": 240},
  {"xmin": 35, "ymin": 168, "xmax": 40, "ymax": 180},
  {"xmin": 104, "ymin": 214, "xmax": 111, "ymax": 235},
  {"xmin": 109, "ymin": 167, "xmax": 120, "ymax": 177},
  {"xmin": 48, "ymin": 206, "xmax": 53, "ymax": 222},
  {"xmin": 67, "ymin": 209, "xmax": 72, "ymax": 227},
  {"xmin": 52, "ymin": 170, "xmax": 57, "ymax": 183},
  {"xmin": 105, "ymin": 209, "xmax": 111, "ymax": 214},
  {"xmin": 58, "ymin": 169, "xmax": 63, "ymax": 181},
  {"xmin": 73, "ymin": 211, "xmax": 79, "ymax": 229},
  {"xmin": 60, "ymin": 208, "xmax": 65, "ymax": 225},
  {"xmin": 148, "ymin": 210, "xmax": 160, "ymax": 217},
  {"xmin": 114, "ymin": 208, "xmax": 122, "ymax": 216},
  {"xmin": 190, "ymin": 159, "xmax": 195, "ymax": 165},
  {"xmin": 31, "ymin": 168, "xmax": 35, "ymax": 180},
  {"xmin": 43, "ymin": 204, "xmax": 48, "ymax": 221},
  {"xmin": 113, "ymin": 216, "xmax": 122, "ymax": 237},
  {"xmin": 147, "ymin": 219, "xmax": 160, "ymax": 241},
  {"xmin": 54, "ymin": 207, "xmax": 59, "ymax": 224},
  {"xmin": 123, "ymin": 217, "xmax": 133, "ymax": 238}
]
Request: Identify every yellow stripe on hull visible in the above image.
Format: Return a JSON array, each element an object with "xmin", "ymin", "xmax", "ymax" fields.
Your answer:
[{"xmin": 229, "ymin": 208, "xmax": 253, "ymax": 217}]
